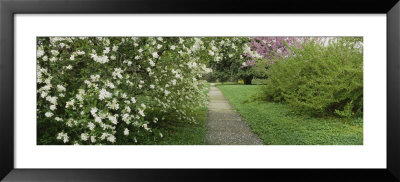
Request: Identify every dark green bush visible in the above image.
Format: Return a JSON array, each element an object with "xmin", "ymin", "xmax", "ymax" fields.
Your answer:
[
  {"xmin": 262, "ymin": 38, "xmax": 363, "ymax": 117},
  {"xmin": 202, "ymin": 72, "xmax": 217, "ymax": 82},
  {"xmin": 237, "ymin": 58, "xmax": 269, "ymax": 85}
]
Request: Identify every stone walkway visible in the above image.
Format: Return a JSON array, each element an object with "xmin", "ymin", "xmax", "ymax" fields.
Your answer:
[{"xmin": 205, "ymin": 83, "xmax": 263, "ymax": 145}]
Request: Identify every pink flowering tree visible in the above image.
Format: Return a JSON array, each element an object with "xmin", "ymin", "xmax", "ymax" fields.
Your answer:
[
  {"xmin": 237, "ymin": 37, "xmax": 306, "ymax": 84},
  {"xmin": 248, "ymin": 37, "xmax": 304, "ymax": 61}
]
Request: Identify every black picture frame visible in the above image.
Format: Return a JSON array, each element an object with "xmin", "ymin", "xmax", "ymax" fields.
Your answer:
[{"xmin": 1, "ymin": 0, "xmax": 399, "ymax": 181}]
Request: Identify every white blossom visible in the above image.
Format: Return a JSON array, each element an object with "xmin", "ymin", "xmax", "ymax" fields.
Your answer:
[
  {"xmin": 88, "ymin": 122, "xmax": 95, "ymax": 130},
  {"xmin": 103, "ymin": 47, "xmax": 110, "ymax": 54},
  {"xmin": 164, "ymin": 90, "xmax": 170, "ymax": 96},
  {"xmin": 57, "ymin": 85, "xmax": 66, "ymax": 92},
  {"xmin": 91, "ymin": 54, "xmax": 109, "ymax": 64},
  {"xmin": 124, "ymin": 128, "xmax": 129, "ymax": 135},
  {"xmin": 76, "ymin": 50, "xmax": 85, "ymax": 55},
  {"xmin": 50, "ymin": 105, "xmax": 56, "ymax": 111},
  {"xmin": 90, "ymin": 136, "xmax": 96, "ymax": 143},
  {"xmin": 46, "ymin": 96, "xmax": 58, "ymax": 105},
  {"xmin": 57, "ymin": 132, "xmax": 69, "ymax": 143},
  {"xmin": 108, "ymin": 115, "xmax": 118, "ymax": 125},
  {"xmin": 106, "ymin": 98, "xmax": 119, "ymax": 110},
  {"xmin": 138, "ymin": 109, "xmax": 145, "ymax": 117},
  {"xmin": 112, "ymin": 45, "xmax": 119, "ymax": 51},
  {"xmin": 51, "ymin": 50, "xmax": 59, "ymax": 56},
  {"xmin": 65, "ymin": 99, "xmax": 75, "ymax": 108},
  {"xmin": 90, "ymin": 107, "xmax": 98, "ymax": 116},
  {"xmin": 99, "ymin": 88, "xmax": 112, "ymax": 100},
  {"xmin": 149, "ymin": 59, "xmax": 155, "ymax": 67},
  {"xmin": 152, "ymin": 52, "xmax": 159, "ymax": 58},
  {"xmin": 112, "ymin": 68, "xmax": 124, "ymax": 79},
  {"xmin": 45, "ymin": 112, "xmax": 53, "ymax": 118},
  {"xmin": 81, "ymin": 133, "xmax": 89, "ymax": 141},
  {"xmin": 37, "ymin": 49, "xmax": 45, "ymax": 58},
  {"xmin": 107, "ymin": 135, "xmax": 116, "ymax": 143},
  {"xmin": 49, "ymin": 57, "xmax": 57, "ymax": 62},
  {"xmin": 143, "ymin": 124, "xmax": 150, "ymax": 131}
]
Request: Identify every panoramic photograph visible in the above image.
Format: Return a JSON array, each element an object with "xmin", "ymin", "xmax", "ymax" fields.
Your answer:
[{"xmin": 36, "ymin": 36, "xmax": 363, "ymax": 145}]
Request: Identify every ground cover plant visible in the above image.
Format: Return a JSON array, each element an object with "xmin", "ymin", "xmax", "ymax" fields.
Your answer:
[{"xmin": 217, "ymin": 84, "xmax": 363, "ymax": 145}]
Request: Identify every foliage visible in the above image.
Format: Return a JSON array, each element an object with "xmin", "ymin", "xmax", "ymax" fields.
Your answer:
[
  {"xmin": 202, "ymin": 72, "xmax": 217, "ymax": 82},
  {"xmin": 36, "ymin": 37, "xmax": 212, "ymax": 145},
  {"xmin": 262, "ymin": 37, "xmax": 363, "ymax": 117},
  {"xmin": 218, "ymin": 85, "xmax": 363, "ymax": 145},
  {"xmin": 237, "ymin": 58, "xmax": 269, "ymax": 84},
  {"xmin": 204, "ymin": 37, "xmax": 250, "ymax": 82},
  {"xmin": 144, "ymin": 83, "xmax": 210, "ymax": 144},
  {"xmin": 237, "ymin": 37, "xmax": 306, "ymax": 84}
]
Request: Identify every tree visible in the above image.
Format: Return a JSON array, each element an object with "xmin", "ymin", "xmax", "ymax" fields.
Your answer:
[
  {"xmin": 234, "ymin": 37, "xmax": 307, "ymax": 84},
  {"xmin": 204, "ymin": 37, "xmax": 250, "ymax": 82}
]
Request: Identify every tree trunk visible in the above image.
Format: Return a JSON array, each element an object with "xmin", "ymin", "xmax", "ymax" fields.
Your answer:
[{"xmin": 244, "ymin": 76, "xmax": 252, "ymax": 85}]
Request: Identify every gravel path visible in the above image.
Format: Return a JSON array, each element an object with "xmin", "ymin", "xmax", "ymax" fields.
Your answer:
[{"xmin": 205, "ymin": 83, "xmax": 263, "ymax": 145}]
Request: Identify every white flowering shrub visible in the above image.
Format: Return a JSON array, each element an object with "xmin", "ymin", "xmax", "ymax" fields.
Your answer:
[
  {"xmin": 202, "ymin": 38, "xmax": 250, "ymax": 82},
  {"xmin": 37, "ymin": 37, "xmax": 212, "ymax": 145}
]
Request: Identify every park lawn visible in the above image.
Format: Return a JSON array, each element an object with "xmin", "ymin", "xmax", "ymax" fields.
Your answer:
[
  {"xmin": 214, "ymin": 79, "xmax": 267, "ymax": 85},
  {"xmin": 146, "ymin": 82, "xmax": 210, "ymax": 145},
  {"xmin": 217, "ymin": 84, "xmax": 363, "ymax": 145},
  {"xmin": 215, "ymin": 81, "xmax": 239, "ymax": 85}
]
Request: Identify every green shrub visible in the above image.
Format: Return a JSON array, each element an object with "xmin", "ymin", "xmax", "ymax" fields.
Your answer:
[
  {"xmin": 236, "ymin": 58, "xmax": 269, "ymax": 85},
  {"xmin": 202, "ymin": 72, "xmax": 217, "ymax": 82},
  {"xmin": 262, "ymin": 38, "xmax": 363, "ymax": 117}
]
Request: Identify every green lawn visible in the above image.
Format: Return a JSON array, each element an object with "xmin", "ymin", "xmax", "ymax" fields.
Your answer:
[
  {"xmin": 214, "ymin": 79, "xmax": 267, "ymax": 85},
  {"xmin": 215, "ymin": 81, "xmax": 238, "ymax": 85},
  {"xmin": 217, "ymin": 84, "xmax": 363, "ymax": 145},
  {"xmin": 147, "ymin": 82, "xmax": 210, "ymax": 145}
]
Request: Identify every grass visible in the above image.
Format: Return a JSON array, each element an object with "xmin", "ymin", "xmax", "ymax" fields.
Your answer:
[
  {"xmin": 251, "ymin": 79, "xmax": 267, "ymax": 85},
  {"xmin": 213, "ymin": 79, "xmax": 267, "ymax": 86},
  {"xmin": 147, "ymin": 82, "xmax": 210, "ymax": 145},
  {"xmin": 215, "ymin": 81, "xmax": 238, "ymax": 85},
  {"xmin": 217, "ymin": 84, "xmax": 363, "ymax": 145}
]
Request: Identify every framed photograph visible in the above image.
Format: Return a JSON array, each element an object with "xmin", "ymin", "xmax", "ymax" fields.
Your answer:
[{"xmin": 1, "ymin": 0, "xmax": 399, "ymax": 181}]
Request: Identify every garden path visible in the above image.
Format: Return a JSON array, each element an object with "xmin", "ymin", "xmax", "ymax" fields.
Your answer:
[{"xmin": 205, "ymin": 83, "xmax": 263, "ymax": 145}]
